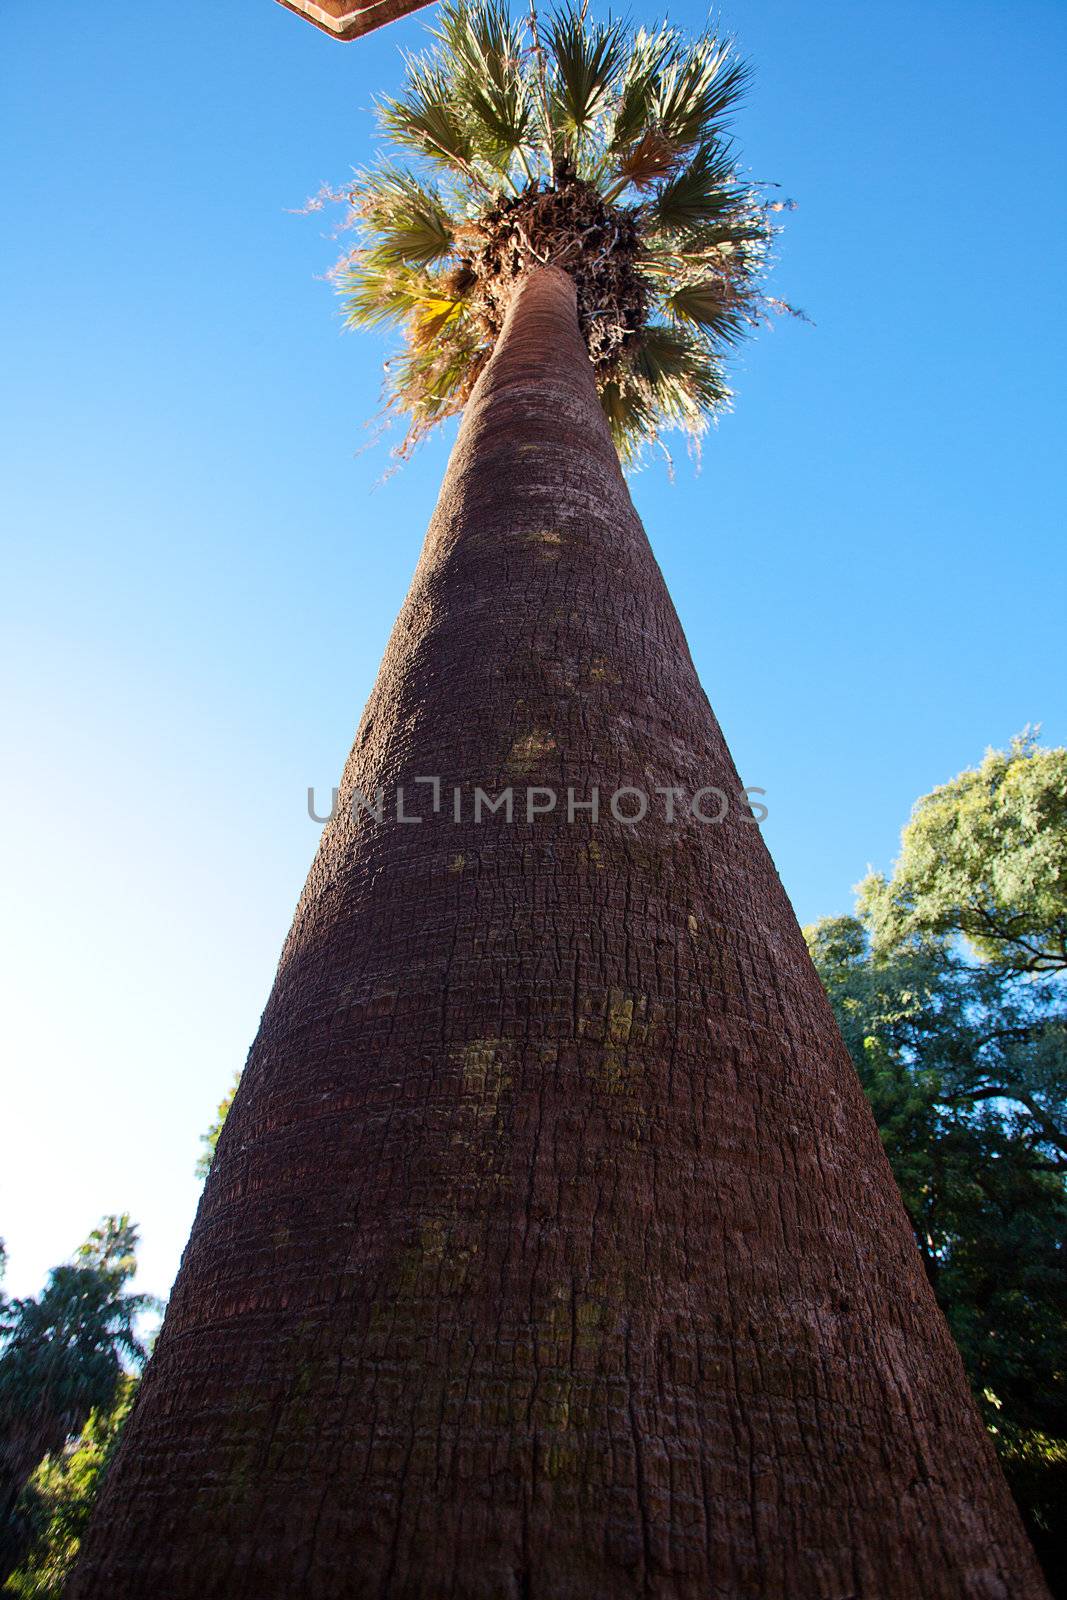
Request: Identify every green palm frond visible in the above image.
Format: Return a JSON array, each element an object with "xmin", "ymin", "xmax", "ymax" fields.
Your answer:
[
  {"xmin": 339, "ymin": 256, "xmax": 455, "ymax": 331},
  {"xmin": 650, "ymin": 141, "xmax": 739, "ymax": 232},
  {"xmin": 547, "ymin": 6, "xmax": 627, "ymax": 146},
  {"xmin": 653, "ymin": 38, "xmax": 751, "ymax": 149},
  {"xmin": 633, "ymin": 322, "xmax": 729, "ymax": 417},
  {"xmin": 662, "ymin": 281, "xmax": 748, "ymax": 343},
  {"xmin": 690, "ymin": 214, "xmax": 772, "ymax": 251},
  {"xmin": 378, "ymin": 57, "xmax": 483, "ymax": 182},
  {"xmin": 607, "ymin": 26, "xmax": 680, "ymax": 154},
  {"xmin": 385, "ymin": 323, "xmax": 487, "ymax": 446},
  {"xmin": 355, "ymin": 168, "xmax": 456, "ymax": 266},
  {"xmin": 602, "ymin": 323, "xmax": 729, "ymax": 461},
  {"xmin": 604, "ymin": 28, "xmax": 751, "ymax": 204},
  {"xmin": 599, "ymin": 376, "xmax": 656, "ymax": 460},
  {"xmin": 432, "ymin": 1, "xmax": 533, "ymax": 171}
]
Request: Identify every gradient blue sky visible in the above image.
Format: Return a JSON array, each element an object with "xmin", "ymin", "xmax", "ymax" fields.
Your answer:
[{"xmin": 2, "ymin": 0, "xmax": 1064, "ymax": 1309}]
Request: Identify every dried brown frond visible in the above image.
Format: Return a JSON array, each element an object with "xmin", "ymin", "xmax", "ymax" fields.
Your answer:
[{"xmin": 460, "ymin": 164, "xmax": 649, "ymax": 375}]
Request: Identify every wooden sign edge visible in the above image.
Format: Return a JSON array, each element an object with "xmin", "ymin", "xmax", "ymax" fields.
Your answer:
[{"xmin": 275, "ymin": 0, "xmax": 436, "ymax": 40}]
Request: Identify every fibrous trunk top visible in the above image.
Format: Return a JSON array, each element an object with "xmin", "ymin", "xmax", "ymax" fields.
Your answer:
[{"xmin": 452, "ymin": 162, "xmax": 648, "ymax": 376}]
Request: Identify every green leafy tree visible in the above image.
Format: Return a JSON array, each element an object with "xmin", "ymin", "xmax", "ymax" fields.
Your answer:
[
  {"xmin": 0, "ymin": 1219, "xmax": 154, "ymax": 1583},
  {"xmin": 3, "ymin": 1378, "xmax": 136, "ymax": 1600},
  {"xmin": 860, "ymin": 730, "xmax": 1067, "ymax": 974},
  {"xmin": 333, "ymin": 0, "xmax": 789, "ymax": 460},
  {"xmin": 807, "ymin": 916, "xmax": 1066, "ymax": 1397},
  {"xmin": 806, "ymin": 735, "xmax": 1067, "ymax": 1589}
]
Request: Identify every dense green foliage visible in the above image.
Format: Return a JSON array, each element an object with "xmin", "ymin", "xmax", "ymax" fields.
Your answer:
[
  {"xmin": 0, "ymin": 1219, "xmax": 153, "ymax": 1586},
  {"xmin": 806, "ymin": 734, "xmax": 1066, "ymax": 1588},
  {"xmin": 860, "ymin": 730, "xmax": 1067, "ymax": 975},
  {"xmin": 4, "ymin": 1378, "xmax": 136, "ymax": 1600},
  {"xmin": 335, "ymin": 0, "xmax": 785, "ymax": 460}
]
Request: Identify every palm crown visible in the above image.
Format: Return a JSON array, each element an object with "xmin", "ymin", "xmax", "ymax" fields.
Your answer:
[{"xmin": 336, "ymin": 1, "xmax": 783, "ymax": 462}]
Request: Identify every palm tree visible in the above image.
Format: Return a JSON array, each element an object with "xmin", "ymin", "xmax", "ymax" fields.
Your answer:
[
  {"xmin": 71, "ymin": 6, "xmax": 1048, "ymax": 1596},
  {"xmin": 0, "ymin": 1219, "xmax": 152, "ymax": 1584},
  {"xmin": 337, "ymin": 0, "xmax": 778, "ymax": 463}
]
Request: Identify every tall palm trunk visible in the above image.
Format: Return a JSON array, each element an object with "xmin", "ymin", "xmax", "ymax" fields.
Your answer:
[{"xmin": 71, "ymin": 267, "xmax": 1046, "ymax": 1599}]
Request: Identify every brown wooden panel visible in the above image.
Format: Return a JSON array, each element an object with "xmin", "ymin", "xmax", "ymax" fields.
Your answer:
[{"xmin": 275, "ymin": 0, "xmax": 435, "ymax": 40}]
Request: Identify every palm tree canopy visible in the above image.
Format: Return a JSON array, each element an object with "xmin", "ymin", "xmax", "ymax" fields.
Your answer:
[
  {"xmin": 336, "ymin": 0, "xmax": 786, "ymax": 462},
  {"xmin": 0, "ymin": 1217, "xmax": 155, "ymax": 1468}
]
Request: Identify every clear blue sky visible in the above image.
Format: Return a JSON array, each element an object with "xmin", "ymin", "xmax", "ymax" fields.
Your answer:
[{"xmin": 2, "ymin": 0, "xmax": 1064, "ymax": 1310}]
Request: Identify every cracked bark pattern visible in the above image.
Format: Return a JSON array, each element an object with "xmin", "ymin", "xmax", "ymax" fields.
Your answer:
[{"xmin": 70, "ymin": 267, "xmax": 1046, "ymax": 1599}]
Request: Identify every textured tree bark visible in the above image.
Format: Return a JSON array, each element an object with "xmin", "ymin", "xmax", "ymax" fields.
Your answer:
[{"xmin": 70, "ymin": 267, "xmax": 1047, "ymax": 1599}]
